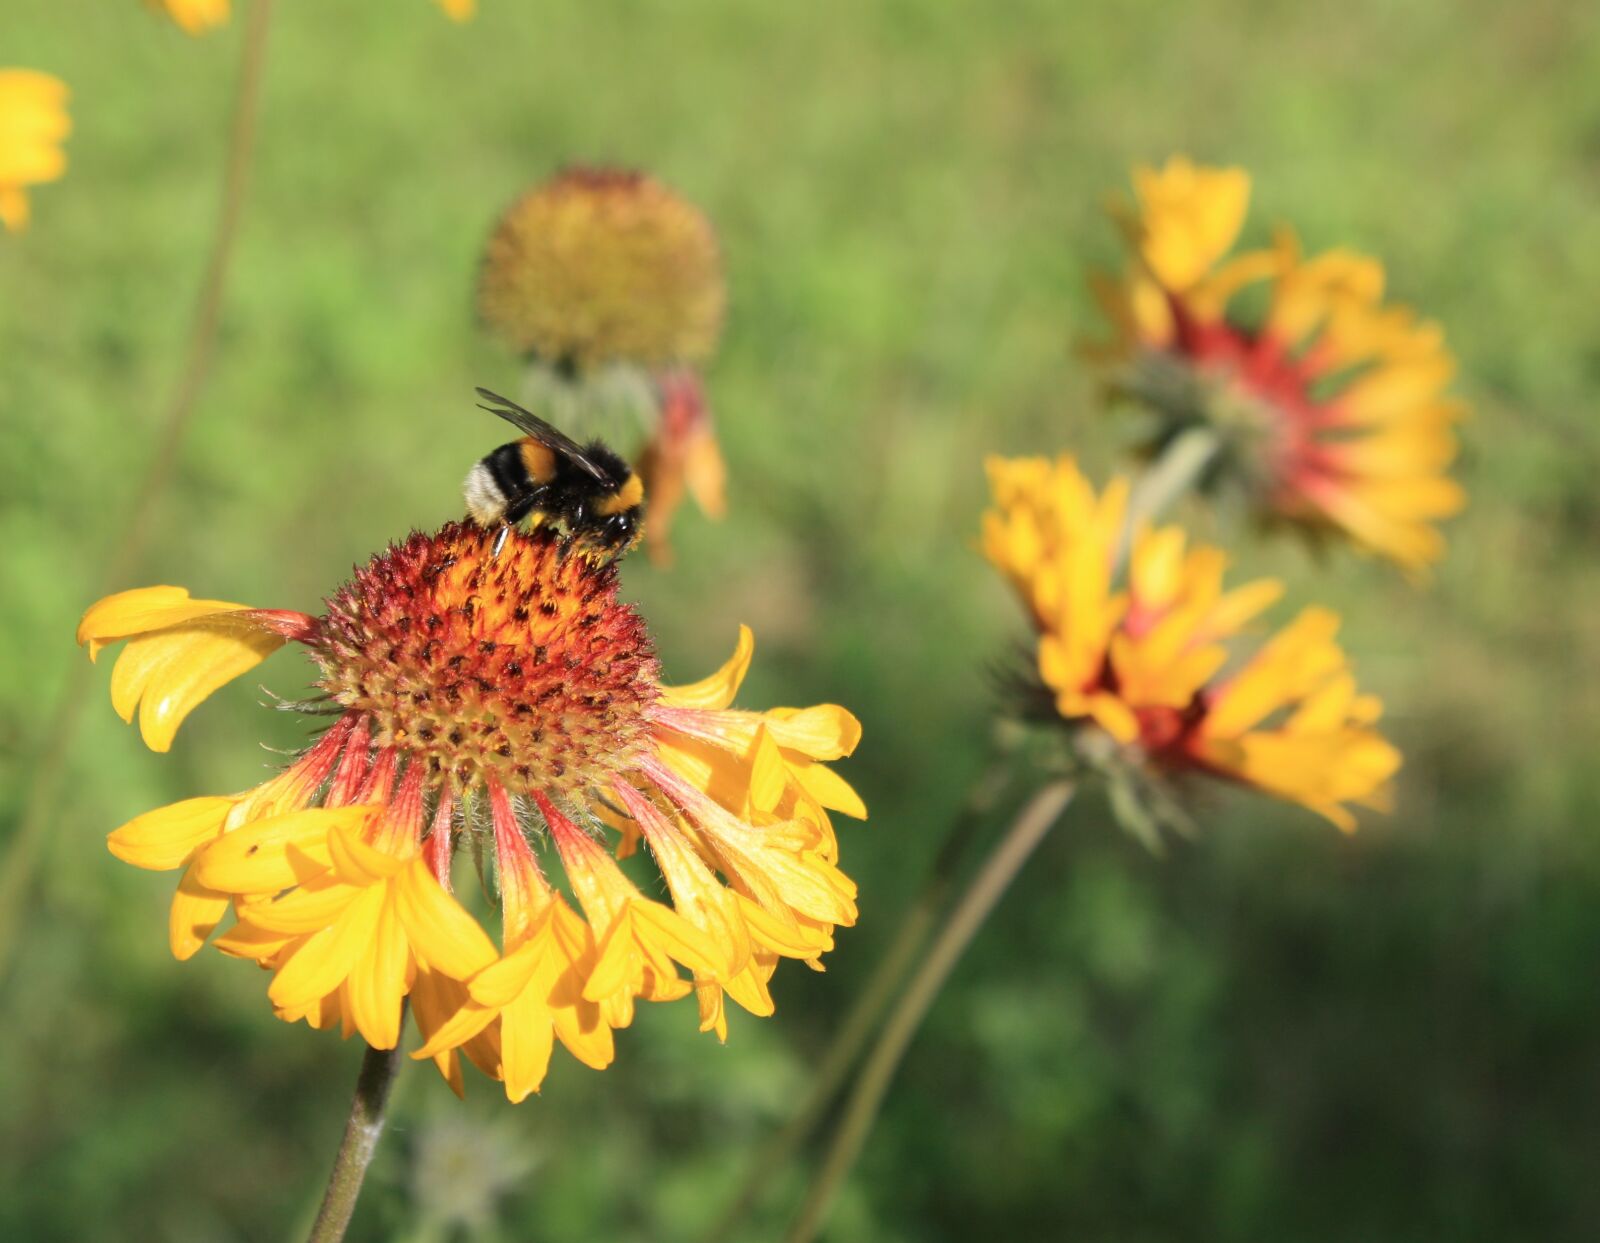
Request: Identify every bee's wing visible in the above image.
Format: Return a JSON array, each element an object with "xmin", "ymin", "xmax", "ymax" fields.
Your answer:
[{"xmin": 474, "ymin": 388, "xmax": 610, "ymax": 483}]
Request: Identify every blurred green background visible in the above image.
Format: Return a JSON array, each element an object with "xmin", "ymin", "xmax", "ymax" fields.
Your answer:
[{"xmin": 4, "ymin": 0, "xmax": 1600, "ymax": 1239}]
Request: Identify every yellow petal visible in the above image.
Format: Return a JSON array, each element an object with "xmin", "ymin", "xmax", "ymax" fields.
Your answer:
[
  {"xmin": 658, "ymin": 625, "xmax": 754, "ymax": 711},
  {"xmin": 78, "ymin": 586, "xmax": 250, "ymax": 656},
  {"xmin": 213, "ymin": 920, "xmax": 299, "ymax": 962},
  {"xmin": 469, "ymin": 934, "xmax": 550, "ymax": 1009},
  {"xmin": 696, "ymin": 980, "xmax": 729, "ymax": 1040},
  {"xmin": 237, "ymin": 876, "xmax": 361, "ymax": 934},
  {"xmin": 1132, "ymin": 157, "xmax": 1251, "ymax": 291},
  {"xmin": 268, "ymin": 884, "xmax": 385, "ymax": 1012},
  {"xmin": 684, "ymin": 425, "xmax": 728, "ymax": 519},
  {"xmin": 168, "ymin": 860, "xmax": 230, "ymax": 960},
  {"xmin": 412, "ymin": 996, "xmax": 499, "ymax": 1062},
  {"xmin": 748, "ymin": 726, "xmax": 788, "ymax": 813},
  {"xmin": 788, "ymin": 754, "xmax": 867, "ymax": 819},
  {"xmin": 499, "ymin": 988, "xmax": 556, "ymax": 1103},
  {"xmin": 192, "ymin": 807, "xmax": 363, "ymax": 893},
  {"xmin": 326, "ymin": 818, "xmax": 411, "ymax": 885},
  {"xmin": 105, "ymin": 622, "xmax": 286, "ymax": 752},
  {"xmin": 345, "ymin": 895, "xmax": 411, "ymax": 1049},
  {"xmin": 721, "ymin": 959, "xmax": 778, "ymax": 1018},
  {"xmin": 737, "ymin": 893, "xmax": 829, "ymax": 958},
  {"xmin": 629, "ymin": 899, "xmax": 727, "ymax": 979},
  {"xmin": 108, "ymin": 796, "xmax": 234, "ymax": 871},
  {"xmin": 393, "ymin": 859, "xmax": 499, "ymax": 980},
  {"xmin": 409, "ymin": 969, "xmax": 471, "ymax": 1095}
]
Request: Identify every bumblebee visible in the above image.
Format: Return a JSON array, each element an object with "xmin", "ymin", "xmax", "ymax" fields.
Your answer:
[{"xmin": 464, "ymin": 387, "xmax": 645, "ymax": 561}]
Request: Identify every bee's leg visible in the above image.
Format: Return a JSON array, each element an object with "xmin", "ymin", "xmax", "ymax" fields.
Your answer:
[{"xmin": 492, "ymin": 524, "xmax": 511, "ymax": 558}]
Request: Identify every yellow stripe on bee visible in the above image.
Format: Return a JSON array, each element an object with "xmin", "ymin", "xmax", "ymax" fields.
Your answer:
[
  {"xmin": 519, "ymin": 438, "xmax": 558, "ymax": 483},
  {"xmin": 597, "ymin": 472, "xmax": 644, "ymax": 516}
]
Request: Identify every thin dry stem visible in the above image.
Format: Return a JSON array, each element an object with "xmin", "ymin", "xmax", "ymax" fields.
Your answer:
[
  {"xmin": 702, "ymin": 761, "xmax": 1012, "ymax": 1243},
  {"xmin": 783, "ymin": 780, "xmax": 1077, "ymax": 1243},
  {"xmin": 0, "ymin": 0, "xmax": 276, "ymax": 986}
]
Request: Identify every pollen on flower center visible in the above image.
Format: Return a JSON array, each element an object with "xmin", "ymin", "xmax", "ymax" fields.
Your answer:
[{"xmin": 314, "ymin": 522, "xmax": 659, "ymax": 796}]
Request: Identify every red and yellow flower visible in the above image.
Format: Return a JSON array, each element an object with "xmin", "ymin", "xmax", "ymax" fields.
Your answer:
[
  {"xmin": 81, "ymin": 522, "xmax": 863, "ymax": 1100},
  {"xmin": 1090, "ymin": 156, "xmax": 1465, "ymax": 573},
  {"xmin": 984, "ymin": 454, "xmax": 1399, "ymax": 830}
]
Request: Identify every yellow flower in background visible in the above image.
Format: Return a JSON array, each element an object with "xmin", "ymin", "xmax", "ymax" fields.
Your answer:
[
  {"xmin": 80, "ymin": 520, "xmax": 863, "ymax": 1100},
  {"xmin": 479, "ymin": 167, "xmax": 729, "ymax": 562},
  {"xmin": 0, "ymin": 70, "xmax": 70, "ymax": 232},
  {"xmin": 148, "ymin": 0, "xmax": 472, "ymax": 33},
  {"xmin": 984, "ymin": 455, "xmax": 1399, "ymax": 830},
  {"xmin": 1090, "ymin": 156, "xmax": 1465, "ymax": 574},
  {"xmin": 148, "ymin": 0, "xmax": 230, "ymax": 34}
]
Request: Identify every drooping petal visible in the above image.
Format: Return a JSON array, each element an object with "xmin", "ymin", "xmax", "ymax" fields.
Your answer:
[
  {"xmin": 657, "ymin": 624, "xmax": 754, "ymax": 711},
  {"xmin": 81, "ymin": 587, "xmax": 306, "ymax": 751},
  {"xmin": 108, "ymin": 797, "xmax": 234, "ymax": 871}
]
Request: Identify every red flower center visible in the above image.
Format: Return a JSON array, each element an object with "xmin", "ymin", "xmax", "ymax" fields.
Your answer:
[{"xmin": 313, "ymin": 522, "xmax": 660, "ymax": 796}]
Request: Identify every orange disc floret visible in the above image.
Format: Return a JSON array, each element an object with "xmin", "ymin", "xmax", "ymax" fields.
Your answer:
[{"xmin": 315, "ymin": 523, "xmax": 659, "ymax": 797}]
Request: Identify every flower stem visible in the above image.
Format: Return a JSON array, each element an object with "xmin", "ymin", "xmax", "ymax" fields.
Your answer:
[
  {"xmin": 0, "ymin": 0, "xmax": 275, "ymax": 987},
  {"xmin": 306, "ymin": 1036, "xmax": 406, "ymax": 1243},
  {"xmin": 1116, "ymin": 424, "xmax": 1221, "ymax": 564},
  {"xmin": 702, "ymin": 760, "xmax": 1013, "ymax": 1243},
  {"xmin": 782, "ymin": 779, "xmax": 1077, "ymax": 1243}
]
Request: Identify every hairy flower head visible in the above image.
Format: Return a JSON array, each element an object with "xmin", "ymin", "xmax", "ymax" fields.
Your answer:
[
  {"xmin": 81, "ymin": 522, "xmax": 863, "ymax": 1101},
  {"xmin": 984, "ymin": 455, "xmax": 1399, "ymax": 831},
  {"xmin": 478, "ymin": 167, "xmax": 725, "ymax": 372},
  {"xmin": 1089, "ymin": 156, "xmax": 1465, "ymax": 574},
  {"xmin": 0, "ymin": 69, "xmax": 69, "ymax": 232}
]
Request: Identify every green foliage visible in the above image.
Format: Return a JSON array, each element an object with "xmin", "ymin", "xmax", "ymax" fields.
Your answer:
[{"xmin": 3, "ymin": 0, "xmax": 1599, "ymax": 1239}]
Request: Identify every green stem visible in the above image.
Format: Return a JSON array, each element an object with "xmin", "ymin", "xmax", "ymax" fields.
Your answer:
[
  {"xmin": 1116, "ymin": 425, "xmax": 1221, "ymax": 565},
  {"xmin": 0, "ymin": 0, "xmax": 275, "ymax": 987},
  {"xmin": 306, "ymin": 1036, "xmax": 406, "ymax": 1243},
  {"xmin": 702, "ymin": 760, "xmax": 1013, "ymax": 1243},
  {"xmin": 783, "ymin": 780, "xmax": 1077, "ymax": 1243}
]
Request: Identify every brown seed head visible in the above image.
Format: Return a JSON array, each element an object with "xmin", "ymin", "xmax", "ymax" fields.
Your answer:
[{"xmin": 477, "ymin": 167, "xmax": 725, "ymax": 370}]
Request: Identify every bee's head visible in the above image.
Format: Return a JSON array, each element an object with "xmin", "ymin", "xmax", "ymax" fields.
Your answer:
[{"xmin": 595, "ymin": 507, "xmax": 641, "ymax": 553}]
